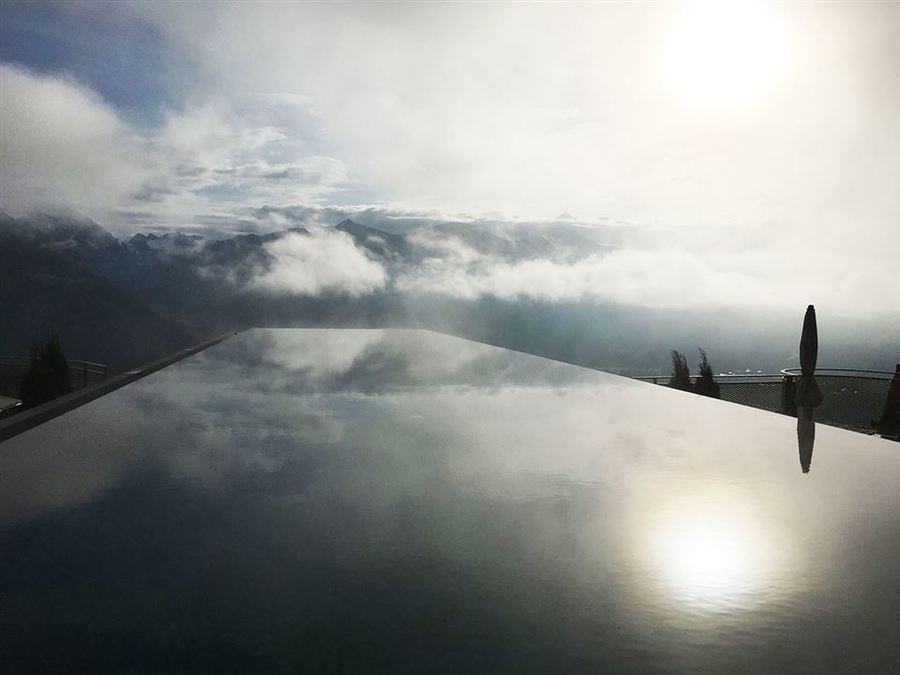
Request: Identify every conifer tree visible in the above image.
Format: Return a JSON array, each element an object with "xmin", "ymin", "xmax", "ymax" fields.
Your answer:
[
  {"xmin": 694, "ymin": 347, "xmax": 721, "ymax": 399},
  {"xmin": 19, "ymin": 333, "xmax": 72, "ymax": 408},
  {"xmin": 669, "ymin": 350, "xmax": 692, "ymax": 391}
]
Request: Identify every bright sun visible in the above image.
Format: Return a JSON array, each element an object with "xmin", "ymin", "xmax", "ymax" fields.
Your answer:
[{"xmin": 663, "ymin": 1, "xmax": 790, "ymax": 111}]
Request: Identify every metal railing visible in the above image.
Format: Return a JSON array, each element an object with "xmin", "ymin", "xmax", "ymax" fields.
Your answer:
[
  {"xmin": 634, "ymin": 368, "xmax": 896, "ymax": 433},
  {"xmin": 0, "ymin": 331, "xmax": 237, "ymax": 444},
  {"xmin": 780, "ymin": 367, "xmax": 895, "ymax": 378},
  {"xmin": 0, "ymin": 397, "xmax": 22, "ymax": 420},
  {"xmin": 0, "ymin": 356, "xmax": 109, "ymax": 394}
]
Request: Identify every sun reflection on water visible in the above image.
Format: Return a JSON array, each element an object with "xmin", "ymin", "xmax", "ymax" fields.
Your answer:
[{"xmin": 641, "ymin": 488, "xmax": 786, "ymax": 613}]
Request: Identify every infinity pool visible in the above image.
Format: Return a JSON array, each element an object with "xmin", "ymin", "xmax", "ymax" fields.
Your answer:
[{"xmin": 2, "ymin": 329, "xmax": 899, "ymax": 672}]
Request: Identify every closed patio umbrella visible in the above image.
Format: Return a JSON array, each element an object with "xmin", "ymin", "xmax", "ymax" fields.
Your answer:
[
  {"xmin": 795, "ymin": 305, "xmax": 823, "ymax": 411},
  {"xmin": 800, "ymin": 305, "xmax": 817, "ymax": 375}
]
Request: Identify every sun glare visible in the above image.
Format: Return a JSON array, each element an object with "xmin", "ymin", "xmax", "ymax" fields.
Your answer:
[
  {"xmin": 663, "ymin": 1, "xmax": 790, "ymax": 112},
  {"xmin": 640, "ymin": 488, "xmax": 788, "ymax": 612},
  {"xmin": 655, "ymin": 515, "xmax": 767, "ymax": 608}
]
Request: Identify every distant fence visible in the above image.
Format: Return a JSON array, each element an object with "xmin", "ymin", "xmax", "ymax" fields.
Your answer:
[
  {"xmin": 634, "ymin": 368, "xmax": 895, "ymax": 433},
  {"xmin": 0, "ymin": 356, "xmax": 109, "ymax": 402}
]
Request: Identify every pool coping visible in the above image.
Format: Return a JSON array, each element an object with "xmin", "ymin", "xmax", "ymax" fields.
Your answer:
[{"xmin": 0, "ymin": 331, "xmax": 238, "ymax": 444}]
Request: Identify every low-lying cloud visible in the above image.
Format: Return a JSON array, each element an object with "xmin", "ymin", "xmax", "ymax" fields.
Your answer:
[
  {"xmin": 253, "ymin": 230, "xmax": 387, "ymax": 296},
  {"xmin": 243, "ymin": 223, "xmax": 900, "ymax": 315},
  {"xmin": 397, "ymin": 243, "xmax": 899, "ymax": 314}
]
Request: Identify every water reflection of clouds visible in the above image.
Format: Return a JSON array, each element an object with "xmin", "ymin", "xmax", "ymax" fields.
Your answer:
[
  {"xmin": 1, "ymin": 329, "xmax": 594, "ymax": 524},
  {"xmin": 4, "ymin": 328, "xmax": 900, "ymax": 656},
  {"xmin": 218, "ymin": 328, "xmax": 611, "ymax": 394},
  {"xmin": 260, "ymin": 328, "xmax": 387, "ymax": 380}
]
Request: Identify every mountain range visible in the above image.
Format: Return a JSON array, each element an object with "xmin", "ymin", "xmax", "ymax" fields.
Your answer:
[
  {"xmin": 0, "ymin": 212, "xmax": 610, "ymax": 370},
  {"xmin": 2, "ymin": 212, "xmax": 898, "ymax": 379},
  {"xmin": 0, "ymin": 214, "xmax": 195, "ymax": 371}
]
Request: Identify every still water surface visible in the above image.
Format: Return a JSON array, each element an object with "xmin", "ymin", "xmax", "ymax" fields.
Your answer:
[{"xmin": 2, "ymin": 329, "xmax": 899, "ymax": 672}]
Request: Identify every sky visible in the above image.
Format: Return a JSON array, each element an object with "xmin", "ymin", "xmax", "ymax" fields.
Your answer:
[{"xmin": 0, "ymin": 1, "xmax": 898, "ymax": 313}]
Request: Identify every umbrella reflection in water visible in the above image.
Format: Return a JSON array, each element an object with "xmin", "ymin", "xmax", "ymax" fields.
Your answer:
[{"xmin": 798, "ymin": 408, "xmax": 815, "ymax": 473}]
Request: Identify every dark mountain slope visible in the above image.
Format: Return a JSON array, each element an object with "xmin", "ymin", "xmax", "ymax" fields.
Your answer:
[
  {"xmin": 334, "ymin": 219, "xmax": 409, "ymax": 260},
  {"xmin": 0, "ymin": 211, "xmax": 139, "ymax": 288},
  {"xmin": 0, "ymin": 238, "xmax": 197, "ymax": 370},
  {"xmin": 417, "ymin": 221, "xmax": 610, "ymax": 262}
]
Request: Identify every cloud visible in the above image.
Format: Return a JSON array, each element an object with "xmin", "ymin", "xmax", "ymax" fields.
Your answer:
[
  {"xmin": 0, "ymin": 64, "xmax": 350, "ymax": 225},
  {"xmin": 129, "ymin": 101, "xmax": 350, "ymax": 223},
  {"xmin": 253, "ymin": 230, "xmax": 387, "ymax": 296},
  {"xmin": 0, "ymin": 64, "xmax": 149, "ymax": 213},
  {"xmin": 130, "ymin": 2, "xmax": 899, "ymax": 232},
  {"xmin": 394, "ymin": 241, "xmax": 900, "ymax": 315},
  {"xmin": 3, "ymin": 4, "xmax": 897, "ymax": 316},
  {"xmin": 99, "ymin": 1, "xmax": 897, "ymax": 314},
  {"xmin": 407, "ymin": 229, "xmax": 484, "ymax": 265},
  {"xmin": 160, "ymin": 203, "xmax": 894, "ymax": 314}
]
